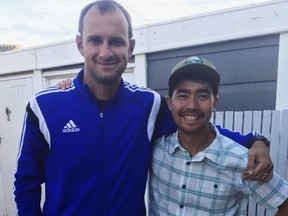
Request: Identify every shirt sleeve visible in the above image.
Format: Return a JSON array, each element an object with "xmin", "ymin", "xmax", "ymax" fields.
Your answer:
[
  {"xmin": 14, "ymin": 102, "xmax": 48, "ymax": 216},
  {"xmin": 244, "ymin": 172, "xmax": 288, "ymax": 209}
]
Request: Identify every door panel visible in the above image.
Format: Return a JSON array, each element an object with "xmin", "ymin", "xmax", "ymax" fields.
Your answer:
[{"xmin": 0, "ymin": 77, "xmax": 33, "ymax": 215}]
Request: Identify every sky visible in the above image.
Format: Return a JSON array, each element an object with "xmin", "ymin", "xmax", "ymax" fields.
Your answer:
[{"xmin": 0, "ymin": 0, "xmax": 271, "ymax": 49}]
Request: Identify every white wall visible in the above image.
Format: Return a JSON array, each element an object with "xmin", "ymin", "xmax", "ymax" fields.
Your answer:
[
  {"xmin": 132, "ymin": 0, "xmax": 288, "ymax": 53},
  {"xmin": 276, "ymin": 32, "xmax": 288, "ymax": 110}
]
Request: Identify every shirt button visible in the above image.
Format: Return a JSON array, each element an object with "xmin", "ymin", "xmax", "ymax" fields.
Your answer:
[
  {"xmin": 180, "ymin": 204, "xmax": 184, "ymax": 208},
  {"xmin": 182, "ymin": 184, "xmax": 186, "ymax": 189},
  {"xmin": 186, "ymin": 162, "xmax": 191, "ymax": 165}
]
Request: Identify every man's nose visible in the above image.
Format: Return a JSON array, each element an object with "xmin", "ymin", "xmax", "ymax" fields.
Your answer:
[
  {"xmin": 186, "ymin": 96, "xmax": 198, "ymax": 109},
  {"xmin": 99, "ymin": 42, "xmax": 113, "ymax": 58}
]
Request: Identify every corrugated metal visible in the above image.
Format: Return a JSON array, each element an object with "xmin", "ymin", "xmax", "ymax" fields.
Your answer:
[{"xmin": 147, "ymin": 34, "xmax": 279, "ymax": 111}]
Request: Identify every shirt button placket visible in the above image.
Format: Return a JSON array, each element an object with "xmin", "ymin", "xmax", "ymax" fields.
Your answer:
[{"xmin": 179, "ymin": 160, "xmax": 190, "ymax": 212}]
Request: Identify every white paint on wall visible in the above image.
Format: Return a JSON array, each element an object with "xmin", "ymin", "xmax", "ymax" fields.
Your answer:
[{"xmin": 276, "ymin": 32, "xmax": 288, "ymax": 110}]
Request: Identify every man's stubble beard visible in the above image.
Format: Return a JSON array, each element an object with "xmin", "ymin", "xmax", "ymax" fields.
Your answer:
[{"xmin": 90, "ymin": 64, "xmax": 126, "ymax": 85}]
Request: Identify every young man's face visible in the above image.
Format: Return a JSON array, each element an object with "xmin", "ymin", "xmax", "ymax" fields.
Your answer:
[
  {"xmin": 166, "ymin": 80, "xmax": 218, "ymax": 135},
  {"xmin": 76, "ymin": 6, "xmax": 135, "ymax": 85}
]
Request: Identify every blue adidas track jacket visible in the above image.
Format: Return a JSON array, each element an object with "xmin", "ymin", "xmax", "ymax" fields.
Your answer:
[{"xmin": 14, "ymin": 69, "xmax": 254, "ymax": 216}]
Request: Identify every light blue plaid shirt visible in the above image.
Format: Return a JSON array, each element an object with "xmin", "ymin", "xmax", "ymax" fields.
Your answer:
[{"xmin": 149, "ymin": 124, "xmax": 288, "ymax": 216}]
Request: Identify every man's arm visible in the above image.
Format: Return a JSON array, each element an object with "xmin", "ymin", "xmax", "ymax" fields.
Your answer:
[
  {"xmin": 216, "ymin": 125, "xmax": 273, "ymax": 181},
  {"xmin": 276, "ymin": 198, "xmax": 288, "ymax": 216},
  {"xmin": 56, "ymin": 79, "xmax": 273, "ymax": 181},
  {"xmin": 14, "ymin": 103, "xmax": 48, "ymax": 215}
]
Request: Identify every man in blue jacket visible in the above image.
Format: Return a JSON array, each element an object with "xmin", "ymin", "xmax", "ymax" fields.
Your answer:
[{"xmin": 14, "ymin": 1, "xmax": 272, "ymax": 215}]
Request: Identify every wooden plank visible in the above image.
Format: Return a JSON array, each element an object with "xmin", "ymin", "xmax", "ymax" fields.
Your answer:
[
  {"xmin": 252, "ymin": 111, "xmax": 266, "ymax": 216},
  {"xmin": 270, "ymin": 110, "xmax": 281, "ymax": 173},
  {"xmin": 252, "ymin": 111, "xmax": 262, "ymax": 133},
  {"xmin": 267, "ymin": 110, "xmax": 287, "ymax": 216},
  {"xmin": 0, "ymin": 171, "xmax": 6, "ymax": 216},
  {"xmin": 224, "ymin": 111, "xmax": 233, "ymax": 130},
  {"xmin": 246, "ymin": 111, "xmax": 257, "ymax": 216},
  {"xmin": 243, "ymin": 111, "xmax": 253, "ymax": 134},
  {"xmin": 215, "ymin": 111, "xmax": 224, "ymax": 127},
  {"xmin": 261, "ymin": 110, "xmax": 272, "ymax": 139},
  {"xmin": 283, "ymin": 110, "xmax": 288, "ymax": 180},
  {"xmin": 261, "ymin": 110, "xmax": 273, "ymax": 216},
  {"xmin": 279, "ymin": 110, "xmax": 288, "ymax": 179},
  {"xmin": 234, "ymin": 111, "xmax": 243, "ymax": 133}
]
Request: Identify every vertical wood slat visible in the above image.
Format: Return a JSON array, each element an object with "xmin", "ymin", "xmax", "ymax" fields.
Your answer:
[
  {"xmin": 262, "ymin": 110, "xmax": 275, "ymax": 216},
  {"xmin": 211, "ymin": 110, "xmax": 288, "ymax": 216},
  {"xmin": 243, "ymin": 111, "xmax": 253, "ymax": 134},
  {"xmin": 270, "ymin": 111, "xmax": 281, "ymax": 173},
  {"xmin": 279, "ymin": 110, "xmax": 288, "ymax": 179},
  {"xmin": 275, "ymin": 110, "xmax": 286, "ymax": 178},
  {"xmin": 284, "ymin": 111, "xmax": 288, "ymax": 181},
  {"xmin": 253, "ymin": 111, "xmax": 266, "ymax": 216},
  {"xmin": 266, "ymin": 110, "xmax": 287, "ymax": 216},
  {"xmin": 214, "ymin": 111, "xmax": 224, "ymax": 126},
  {"xmin": 224, "ymin": 111, "xmax": 233, "ymax": 131},
  {"xmin": 245, "ymin": 111, "xmax": 256, "ymax": 216},
  {"xmin": 234, "ymin": 111, "xmax": 244, "ymax": 133},
  {"xmin": 262, "ymin": 110, "xmax": 272, "ymax": 139}
]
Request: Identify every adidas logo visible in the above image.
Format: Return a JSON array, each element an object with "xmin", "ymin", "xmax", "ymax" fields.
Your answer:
[{"xmin": 62, "ymin": 120, "xmax": 80, "ymax": 133}]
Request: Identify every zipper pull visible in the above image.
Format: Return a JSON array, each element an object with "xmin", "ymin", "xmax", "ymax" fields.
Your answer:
[{"xmin": 100, "ymin": 112, "xmax": 104, "ymax": 118}]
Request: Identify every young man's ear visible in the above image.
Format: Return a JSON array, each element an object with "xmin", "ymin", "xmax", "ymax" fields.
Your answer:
[
  {"xmin": 76, "ymin": 35, "xmax": 84, "ymax": 56},
  {"xmin": 165, "ymin": 96, "xmax": 172, "ymax": 111},
  {"xmin": 213, "ymin": 95, "xmax": 219, "ymax": 110}
]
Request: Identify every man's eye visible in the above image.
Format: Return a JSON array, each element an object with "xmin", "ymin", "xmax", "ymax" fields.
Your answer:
[
  {"xmin": 90, "ymin": 38, "xmax": 101, "ymax": 44},
  {"xmin": 178, "ymin": 94, "xmax": 187, "ymax": 98},
  {"xmin": 198, "ymin": 94, "xmax": 209, "ymax": 99},
  {"xmin": 110, "ymin": 39, "xmax": 125, "ymax": 46}
]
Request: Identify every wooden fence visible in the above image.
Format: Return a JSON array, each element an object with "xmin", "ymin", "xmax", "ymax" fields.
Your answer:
[{"xmin": 212, "ymin": 110, "xmax": 288, "ymax": 216}]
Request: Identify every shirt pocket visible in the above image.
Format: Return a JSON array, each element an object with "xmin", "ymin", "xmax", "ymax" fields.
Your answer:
[{"xmin": 195, "ymin": 180, "xmax": 242, "ymax": 212}]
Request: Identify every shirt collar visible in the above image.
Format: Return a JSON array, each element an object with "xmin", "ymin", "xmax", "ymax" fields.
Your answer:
[
  {"xmin": 167, "ymin": 131, "xmax": 182, "ymax": 155},
  {"xmin": 167, "ymin": 124, "xmax": 224, "ymax": 165},
  {"xmin": 202, "ymin": 125, "xmax": 222, "ymax": 164}
]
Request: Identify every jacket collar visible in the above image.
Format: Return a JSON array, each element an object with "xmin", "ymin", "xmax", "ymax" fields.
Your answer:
[{"xmin": 74, "ymin": 69, "xmax": 125, "ymax": 105}]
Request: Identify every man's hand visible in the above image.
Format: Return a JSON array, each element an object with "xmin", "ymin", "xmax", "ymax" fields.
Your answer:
[
  {"xmin": 56, "ymin": 79, "xmax": 72, "ymax": 90},
  {"xmin": 243, "ymin": 140, "xmax": 273, "ymax": 181},
  {"xmin": 276, "ymin": 198, "xmax": 288, "ymax": 216}
]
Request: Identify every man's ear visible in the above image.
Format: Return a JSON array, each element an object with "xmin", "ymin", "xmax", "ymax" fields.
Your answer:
[
  {"xmin": 213, "ymin": 95, "xmax": 219, "ymax": 110},
  {"xmin": 165, "ymin": 96, "xmax": 172, "ymax": 111},
  {"xmin": 128, "ymin": 38, "xmax": 135, "ymax": 57},
  {"xmin": 76, "ymin": 35, "xmax": 84, "ymax": 56}
]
